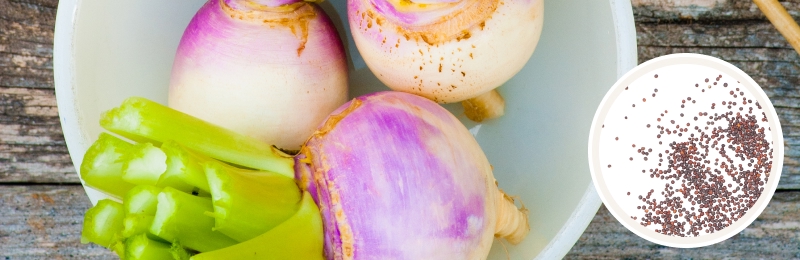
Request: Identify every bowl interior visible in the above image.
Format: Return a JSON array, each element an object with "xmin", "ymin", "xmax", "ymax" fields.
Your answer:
[{"xmin": 54, "ymin": 0, "xmax": 635, "ymax": 259}]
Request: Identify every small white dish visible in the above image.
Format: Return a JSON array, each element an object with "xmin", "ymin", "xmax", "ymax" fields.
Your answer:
[{"xmin": 589, "ymin": 53, "xmax": 784, "ymax": 248}]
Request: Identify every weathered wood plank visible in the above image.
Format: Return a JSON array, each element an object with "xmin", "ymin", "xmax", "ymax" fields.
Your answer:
[
  {"xmin": 566, "ymin": 191, "xmax": 800, "ymax": 259},
  {"xmin": 0, "ymin": 185, "xmax": 115, "ymax": 259},
  {"xmin": 0, "ymin": 0, "xmax": 76, "ymax": 184},
  {"xmin": 633, "ymin": 0, "xmax": 800, "ymax": 22}
]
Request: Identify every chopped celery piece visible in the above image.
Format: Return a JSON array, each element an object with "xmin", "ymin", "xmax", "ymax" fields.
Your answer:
[
  {"xmin": 150, "ymin": 187, "xmax": 237, "ymax": 252},
  {"xmin": 124, "ymin": 185, "xmax": 161, "ymax": 215},
  {"xmin": 158, "ymin": 141, "xmax": 211, "ymax": 193},
  {"xmin": 111, "ymin": 241, "xmax": 126, "ymax": 259},
  {"xmin": 191, "ymin": 192, "xmax": 323, "ymax": 260},
  {"xmin": 204, "ymin": 160, "xmax": 301, "ymax": 242},
  {"xmin": 122, "ymin": 142, "xmax": 167, "ymax": 186},
  {"xmin": 100, "ymin": 97, "xmax": 294, "ymax": 177},
  {"xmin": 80, "ymin": 133, "xmax": 138, "ymax": 199},
  {"xmin": 122, "ymin": 214, "xmax": 157, "ymax": 239},
  {"xmin": 125, "ymin": 233, "xmax": 173, "ymax": 260},
  {"xmin": 82, "ymin": 199, "xmax": 126, "ymax": 254},
  {"xmin": 171, "ymin": 242, "xmax": 193, "ymax": 260}
]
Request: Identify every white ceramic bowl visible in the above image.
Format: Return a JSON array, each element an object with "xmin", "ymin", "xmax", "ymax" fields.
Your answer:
[{"xmin": 53, "ymin": 0, "xmax": 637, "ymax": 259}]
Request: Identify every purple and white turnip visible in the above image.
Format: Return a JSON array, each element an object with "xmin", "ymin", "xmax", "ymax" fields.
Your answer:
[
  {"xmin": 347, "ymin": 0, "xmax": 544, "ymax": 122},
  {"xmin": 168, "ymin": 0, "xmax": 348, "ymax": 150}
]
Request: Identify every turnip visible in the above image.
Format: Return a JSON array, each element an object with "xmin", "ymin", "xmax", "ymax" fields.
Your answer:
[
  {"xmin": 347, "ymin": 0, "xmax": 544, "ymax": 122},
  {"xmin": 297, "ymin": 91, "xmax": 530, "ymax": 258},
  {"xmin": 168, "ymin": 0, "xmax": 348, "ymax": 150},
  {"xmin": 82, "ymin": 92, "xmax": 528, "ymax": 259}
]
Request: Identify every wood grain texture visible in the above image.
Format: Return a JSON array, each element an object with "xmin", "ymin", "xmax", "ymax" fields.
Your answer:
[
  {"xmin": 565, "ymin": 191, "xmax": 800, "ymax": 259},
  {"xmin": 0, "ymin": 0, "xmax": 76, "ymax": 184},
  {"xmin": 0, "ymin": 185, "xmax": 115, "ymax": 259},
  {"xmin": 635, "ymin": 1, "xmax": 800, "ymax": 189},
  {"xmin": 632, "ymin": 0, "xmax": 800, "ymax": 22}
]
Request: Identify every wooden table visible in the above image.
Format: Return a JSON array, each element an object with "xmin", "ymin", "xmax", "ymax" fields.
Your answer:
[{"xmin": 1, "ymin": 0, "xmax": 798, "ymax": 258}]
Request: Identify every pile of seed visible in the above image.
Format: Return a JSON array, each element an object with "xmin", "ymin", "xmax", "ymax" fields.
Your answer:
[{"xmin": 625, "ymin": 74, "xmax": 773, "ymax": 237}]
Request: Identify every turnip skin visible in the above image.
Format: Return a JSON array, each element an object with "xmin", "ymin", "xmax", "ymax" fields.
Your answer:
[
  {"xmin": 298, "ymin": 91, "xmax": 527, "ymax": 259},
  {"xmin": 168, "ymin": 0, "xmax": 348, "ymax": 150},
  {"xmin": 347, "ymin": 0, "xmax": 544, "ymax": 122}
]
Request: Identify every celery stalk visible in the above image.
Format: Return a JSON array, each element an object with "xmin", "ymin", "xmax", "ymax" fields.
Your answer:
[
  {"xmin": 82, "ymin": 199, "xmax": 126, "ymax": 258},
  {"xmin": 122, "ymin": 142, "xmax": 167, "ymax": 186},
  {"xmin": 158, "ymin": 141, "xmax": 211, "ymax": 194},
  {"xmin": 99, "ymin": 97, "xmax": 294, "ymax": 177},
  {"xmin": 150, "ymin": 187, "xmax": 237, "ymax": 252},
  {"xmin": 204, "ymin": 160, "xmax": 301, "ymax": 242},
  {"xmin": 80, "ymin": 133, "xmax": 138, "ymax": 199},
  {"xmin": 125, "ymin": 233, "xmax": 173, "ymax": 260},
  {"xmin": 124, "ymin": 185, "xmax": 161, "ymax": 215},
  {"xmin": 122, "ymin": 214, "xmax": 157, "ymax": 239},
  {"xmin": 171, "ymin": 242, "xmax": 193, "ymax": 260},
  {"xmin": 190, "ymin": 192, "xmax": 323, "ymax": 260}
]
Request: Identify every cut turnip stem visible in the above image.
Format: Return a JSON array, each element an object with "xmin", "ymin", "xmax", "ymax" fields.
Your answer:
[
  {"xmin": 204, "ymin": 160, "xmax": 301, "ymax": 242},
  {"xmin": 100, "ymin": 97, "xmax": 295, "ymax": 177},
  {"xmin": 299, "ymin": 91, "xmax": 529, "ymax": 259},
  {"xmin": 168, "ymin": 0, "xmax": 348, "ymax": 150},
  {"xmin": 348, "ymin": 0, "xmax": 544, "ymax": 122},
  {"xmin": 462, "ymin": 89, "xmax": 506, "ymax": 122},
  {"xmin": 190, "ymin": 191, "xmax": 323, "ymax": 260},
  {"xmin": 150, "ymin": 187, "xmax": 238, "ymax": 252},
  {"xmin": 80, "ymin": 133, "xmax": 138, "ymax": 199}
]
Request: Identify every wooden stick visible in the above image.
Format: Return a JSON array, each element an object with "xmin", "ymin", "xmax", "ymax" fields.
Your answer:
[{"xmin": 754, "ymin": 0, "xmax": 800, "ymax": 55}]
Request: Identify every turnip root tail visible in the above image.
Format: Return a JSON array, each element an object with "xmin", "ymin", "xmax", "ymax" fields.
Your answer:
[
  {"xmin": 494, "ymin": 188, "xmax": 529, "ymax": 244},
  {"xmin": 462, "ymin": 89, "xmax": 505, "ymax": 122}
]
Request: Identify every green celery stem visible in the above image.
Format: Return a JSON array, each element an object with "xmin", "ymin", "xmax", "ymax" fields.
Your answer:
[
  {"xmin": 171, "ymin": 242, "xmax": 193, "ymax": 260},
  {"xmin": 124, "ymin": 185, "xmax": 161, "ymax": 215},
  {"xmin": 100, "ymin": 97, "xmax": 294, "ymax": 177},
  {"xmin": 159, "ymin": 141, "xmax": 212, "ymax": 193},
  {"xmin": 190, "ymin": 192, "xmax": 323, "ymax": 260},
  {"xmin": 204, "ymin": 160, "xmax": 301, "ymax": 242},
  {"xmin": 122, "ymin": 142, "xmax": 168, "ymax": 186},
  {"xmin": 150, "ymin": 187, "xmax": 237, "ymax": 252},
  {"xmin": 82, "ymin": 199, "xmax": 126, "ymax": 258},
  {"xmin": 122, "ymin": 214, "xmax": 158, "ymax": 239},
  {"xmin": 125, "ymin": 233, "xmax": 174, "ymax": 260},
  {"xmin": 80, "ymin": 133, "xmax": 138, "ymax": 199}
]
